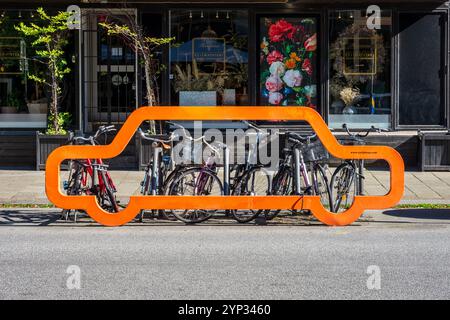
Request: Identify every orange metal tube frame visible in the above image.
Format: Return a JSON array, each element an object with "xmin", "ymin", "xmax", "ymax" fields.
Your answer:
[{"xmin": 46, "ymin": 107, "xmax": 404, "ymax": 227}]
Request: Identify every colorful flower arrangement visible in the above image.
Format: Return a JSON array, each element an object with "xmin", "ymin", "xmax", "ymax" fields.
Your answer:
[{"xmin": 260, "ymin": 18, "xmax": 317, "ymax": 108}]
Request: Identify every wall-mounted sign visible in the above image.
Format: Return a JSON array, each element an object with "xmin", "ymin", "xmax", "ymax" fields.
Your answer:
[
  {"xmin": 192, "ymin": 38, "xmax": 226, "ymax": 64},
  {"xmin": 343, "ymin": 37, "xmax": 377, "ymax": 76},
  {"xmin": 0, "ymin": 38, "xmax": 26, "ymax": 74}
]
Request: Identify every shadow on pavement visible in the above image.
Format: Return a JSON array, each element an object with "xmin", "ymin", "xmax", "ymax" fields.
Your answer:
[
  {"xmin": 383, "ymin": 209, "xmax": 450, "ymax": 220},
  {"xmin": 0, "ymin": 209, "xmax": 347, "ymax": 227},
  {"xmin": 0, "ymin": 209, "xmax": 61, "ymax": 226}
]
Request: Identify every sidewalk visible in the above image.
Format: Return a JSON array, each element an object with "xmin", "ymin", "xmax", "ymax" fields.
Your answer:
[{"xmin": 0, "ymin": 169, "xmax": 449, "ymax": 205}]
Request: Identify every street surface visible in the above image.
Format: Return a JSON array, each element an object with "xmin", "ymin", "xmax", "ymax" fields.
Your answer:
[{"xmin": 0, "ymin": 208, "xmax": 449, "ymax": 299}]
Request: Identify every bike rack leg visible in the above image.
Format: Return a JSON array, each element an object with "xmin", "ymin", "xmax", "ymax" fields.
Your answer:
[
  {"xmin": 358, "ymin": 159, "xmax": 364, "ymax": 195},
  {"xmin": 223, "ymin": 147, "xmax": 230, "ymax": 196},
  {"xmin": 294, "ymin": 148, "xmax": 302, "ymax": 195}
]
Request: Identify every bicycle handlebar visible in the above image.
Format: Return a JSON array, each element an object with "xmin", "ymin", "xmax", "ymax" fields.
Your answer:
[
  {"xmin": 287, "ymin": 131, "xmax": 317, "ymax": 143},
  {"xmin": 342, "ymin": 124, "xmax": 389, "ymax": 138},
  {"xmin": 67, "ymin": 125, "xmax": 117, "ymax": 145},
  {"xmin": 138, "ymin": 128, "xmax": 179, "ymax": 143}
]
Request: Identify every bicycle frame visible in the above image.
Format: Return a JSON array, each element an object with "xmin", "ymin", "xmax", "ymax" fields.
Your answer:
[{"xmin": 72, "ymin": 158, "xmax": 116, "ymax": 195}]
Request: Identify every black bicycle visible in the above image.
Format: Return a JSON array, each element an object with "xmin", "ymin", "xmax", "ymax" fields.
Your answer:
[
  {"xmin": 264, "ymin": 131, "xmax": 333, "ymax": 220},
  {"xmin": 330, "ymin": 124, "xmax": 388, "ymax": 213}
]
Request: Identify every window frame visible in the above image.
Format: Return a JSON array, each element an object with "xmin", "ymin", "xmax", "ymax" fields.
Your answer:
[
  {"xmin": 393, "ymin": 9, "xmax": 449, "ymax": 130},
  {"xmin": 325, "ymin": 8, "xmax": 394, "ymax": 131}
]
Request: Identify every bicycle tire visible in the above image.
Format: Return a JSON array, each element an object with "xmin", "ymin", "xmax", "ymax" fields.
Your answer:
[
  {"xmin": 330, "ymin": 162, "xmax": 357, "ymax": 213},
  {"xmin": 230, "ymin": 166, "xmax": 270, "ymax": 223},
  {"xmin": 312, "ymin": 164, "xmax": 333, "ymax": 211},
  {"xmin": 99, "ymin": 171, "xmax": 120, "ymax": 213},
  {"xmin": 168, "ymin": 167, "xmax": 223, "ymax": 224},
  {"xmin": 264, "ymin": 166, "xmax": 294, "ymax": 220}
]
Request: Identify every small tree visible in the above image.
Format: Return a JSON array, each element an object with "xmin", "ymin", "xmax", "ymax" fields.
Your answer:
[
  {"xmin": 100, "ymin": 11, "xmax": 173, "ymax": 134},
  {"xmin": 15, "ymin": 8, "xmax": 71, "ymax": 134}
]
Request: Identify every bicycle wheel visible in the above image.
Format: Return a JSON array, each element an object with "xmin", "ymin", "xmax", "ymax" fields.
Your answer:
[
  {"xmin": 230, "ymin": 167, "xmax": 270, "ymax": 223},
  {"xmin": 61, "ymin": 163, "xmax": 85, "ymax": 221},
  {"xmin": 263, "ymin": 166, "xmax": 294, "ymax": 220},
  {"xmin": 168, "ymin": 167, "xmax": 223, "ymax": 224},
  {"xmin": 312, "ymin": 164, "xmax": 333, "ymax": 211},
  {"xmin": 159, "ymin": 166, "xmax": 190, "ymax": 221},
  {"xmin": 330, "ymin": 162, "xmax": 357, "ymax": 213},
  {"xmin": 97, "ymin": 171, "xmax": 120, "ymax": 213}
]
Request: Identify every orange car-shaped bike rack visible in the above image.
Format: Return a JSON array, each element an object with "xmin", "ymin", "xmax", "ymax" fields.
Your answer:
[{"xmin": 46, "ymin": 107, "xmax": 404, "ymax": 227}]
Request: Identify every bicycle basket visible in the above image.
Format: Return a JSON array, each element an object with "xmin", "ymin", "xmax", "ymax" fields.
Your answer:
[
  {"xmin": 300, "ymin": 140, "xmax": 329, "ymax": 163},
  {"xmin": 337, "ymin": 137, "xmax": 365, "ymax": 146}
]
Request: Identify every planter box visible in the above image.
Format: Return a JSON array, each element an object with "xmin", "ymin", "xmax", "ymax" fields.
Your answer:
[
  {"xmin": 419, "ymin": 131, "xmax": 450, "ymax": 171},
  {"xmin": 179, "ymin": 91, "xmax": 217, "ymax": 106},
  {"xmin": 136, "ymin": 133, "xmax": 171, "ymax": 170},
  {"xmin": 36, "ymin": 132, "xmax": 70, "ymax": 170},
  {"xmin": 27, "ymin": 102, "xmax": 47, "ymax": 114}
]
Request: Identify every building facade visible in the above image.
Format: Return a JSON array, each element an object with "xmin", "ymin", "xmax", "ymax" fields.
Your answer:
[{"xmin": 0, "ymin": 0, "xmax": 449, "ymax": 169}]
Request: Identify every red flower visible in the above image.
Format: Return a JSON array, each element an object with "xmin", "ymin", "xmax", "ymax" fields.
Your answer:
[
  {"xmin": 267, "ymin": 50, "xmax": 284, "ymax": 65},
  {"xmin": 302, "ymin": 58, "xmax": 313, "ymax": 76},
  {"xmin": 268, "ymin": 19, "xmax": 296, "ymax": 42}
]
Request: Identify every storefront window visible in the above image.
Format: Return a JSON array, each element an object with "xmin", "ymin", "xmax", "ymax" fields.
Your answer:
[
  {"xmin": 328, "ymin": 10, "xmax": 392, "ymax": 129},
  {"xmin": 398, "ymin": 12, "xmax": 446, "ymax": 126},
  {"xmin": 258, "ymin": 16, "xmax": 318, "ymax": 109},
  {"xmin": 0, "ymin": 10, "xmax": 75, "ymax": 129},
  {"xmin": 170, "ymin": 10, "xmax": 248, "ymax": 106}
]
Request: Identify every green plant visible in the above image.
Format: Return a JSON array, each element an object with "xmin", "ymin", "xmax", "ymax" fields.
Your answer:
[
  {"xmin": 4, "ymin": 90, "xmax": 26, "ymax": 111},
  {"xmin": 15, "ymin": 8, "xmax": 71, "ymax": 134},
  {"xmin": 173, "ymin": 60, "xmax": 227, "ymax": 93},
  {"xmin": 46, "ymin": 112, "xmax": 71, "ymax": 135}
]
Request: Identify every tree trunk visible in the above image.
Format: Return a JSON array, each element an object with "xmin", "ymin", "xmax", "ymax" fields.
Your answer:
[
  {"xmin": 144, "ymin": 58, "xmax": 156, "ymax": 134},
  {"xmin": 52, "ymin": 85, "xmax": 58, "ymax": 132},
  {"xmin": 50, "ymin": 69, "xmax": 59, "ymax": 133}
]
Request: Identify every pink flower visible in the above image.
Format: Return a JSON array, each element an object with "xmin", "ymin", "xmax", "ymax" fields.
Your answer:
[
  {"xmin": 304, "ymin": 34, "xmax": 317, "ymax": 52},
  {"xmin": 265, "ymin": 75, "xmax": 283, "ymax": 92},
  {"xmin": 267, "ymin": 50, "xmax": 283, "ymax": 65},
  {"xmin": 268, "ymin": 92, "xmax": 283, "ymax": 105},
  {"xmin": 282, "ymin": 70, "xmax": 302, "ymax": 88}
]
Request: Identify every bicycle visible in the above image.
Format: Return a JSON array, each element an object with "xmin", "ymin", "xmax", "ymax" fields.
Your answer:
[
  {"xmin": 330, "ymin": 124, "xmax": 388, "ymax": 213},
  {"xmin": 61, "ymin": 125, "xmax": 119, "ymax": 222},
  {"xmin": 229, "ymin": 120, "xmax": 272, "ymax": 223},
  {"xmin": 166, "ymin": 135, "xmax": 225, "ymax": 224},
  {"xmin": 264, "ymin": 131, "xmax": 333, "ymax": 220}
]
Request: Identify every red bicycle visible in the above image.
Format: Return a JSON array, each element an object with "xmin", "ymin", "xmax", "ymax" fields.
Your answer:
[{"xmin": 61, "ymin": 125, "xmax": 119, "ymax": 222}]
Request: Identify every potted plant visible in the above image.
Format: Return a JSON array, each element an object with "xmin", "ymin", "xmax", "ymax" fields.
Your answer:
[
  {"xmin": 340, "ymin": 87, "xmax": 360, "ymax": 115},
  {"xmin": 1, "ymin": 92, "xmax": 21, "ymax": 114},
  {"xmin": 173, "ymin": 60, "xmax": 226, "ymax": 106},
  {"xmin": 27, "ymin": 79, "xmax": 48, "ymax": 114},
  {"xmin": 15, "ymin": 8, "xmax": 73, "ymax": 170}
]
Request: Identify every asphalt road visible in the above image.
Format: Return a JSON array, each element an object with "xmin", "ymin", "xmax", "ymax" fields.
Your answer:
[{"xmin": 0, "ymin": 208, "xmax": 450, "ymax": 300}]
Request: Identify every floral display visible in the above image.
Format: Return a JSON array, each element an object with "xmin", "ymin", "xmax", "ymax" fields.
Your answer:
[{"xmin": 260, "ymin": 17, "xmax": 317, "ymax": 108}]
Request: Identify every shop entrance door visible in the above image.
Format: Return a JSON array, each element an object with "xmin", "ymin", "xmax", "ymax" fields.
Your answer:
[{"xmin": 81, "ymin": 9, "xmax": 138, "ymax": 132}]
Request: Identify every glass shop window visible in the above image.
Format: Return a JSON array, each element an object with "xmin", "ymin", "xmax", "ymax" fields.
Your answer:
[
  {"xmin": 398, "ymin": 12, "xmax": 446, "ymax": 127},
  {"xmin": 0, "ymin": 9, "xmax": 75, "ymax": 129},
  {"xmin": 328, "ymin": 10, "xmax": 392, "ymax": 129},
  {"xmin": 170, "ymin": 10, "xmax": 249, "ymax": 106}
]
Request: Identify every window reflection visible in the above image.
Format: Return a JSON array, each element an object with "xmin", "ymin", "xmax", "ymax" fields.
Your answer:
[
  {"xmin": 170, "ymin": 10, "xmax": 249, "ymax": 106},
  {"xmin": 329, "ymin": 10, "xmax": 392, "ymax": 129}
]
